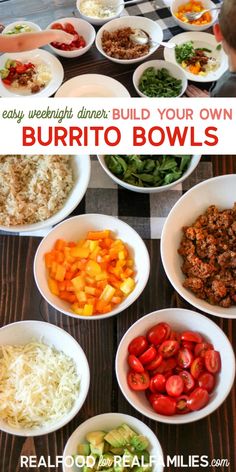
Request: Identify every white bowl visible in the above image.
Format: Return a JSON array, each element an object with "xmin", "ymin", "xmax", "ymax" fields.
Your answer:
[
  {"xmin": 34, "ymin": 214, "xmax": 150, "ymax": 320},
  {"xmin": 116, "ymin": 308, "xmax": 235, "ymax": 424},
  {"xmin": 171, "ymin": 0, "xmax": 218, "ymax": 31},
  {"xmin": 47, "ymin": 17, "xmax": 95, "ymax": 58},
  {"xmin": 133, "ymin": 59, "xmax": 188, "ymax": 97},
  {"xmin": 161, "ymin": 174, "xmax": 236, "ymax": 318},
  {"xmin": 0, "ymin": 320, "xmax": 90, "ymax": 436},
  {"xmin": 2, "ymin": 21, "xmax": 41, "ymax": 35},
  {"xmin": 63, "ymin": 413, "xmax": 164, "ymax": 472},
  {"xmin": 55, "ymin": 74, "xmax": 130, "ymax": 97},
  {"xmin": 77, "ymin": 0, "xmax": 124, "ymax": 26},
  {"xmin": 96, "ymin": 16, "xmax": 163, "ymax": 64},
  {"xmin": 0, "ymin": 155, "xmax": 91, "ymax": 233},
  {"xmin": 97, "ymin": 155, "xmax": 201, "ymax": 193}
]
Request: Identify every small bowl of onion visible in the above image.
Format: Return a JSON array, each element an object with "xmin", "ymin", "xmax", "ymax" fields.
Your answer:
[
  {"xmin": 76, "ymin": 0, "xmax": 124, "ymax": 26},
  {"xmin": 0, "ymin": 320, "xmax": 90, "ymax": 436}
]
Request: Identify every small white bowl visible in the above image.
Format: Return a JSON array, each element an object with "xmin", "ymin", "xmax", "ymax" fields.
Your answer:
[
  {"xmin": 63, "ymin": 413, "xmax": 164, "ymax": 472},
  {"xmin": 2, "ymin": 21, "xmax": 41, "ymax": 35},
  {"xmin": 97, "ymin": 155, "xmax": 201, "ymax": 193},
  {"xmin": 133, "ymin": 59, "xmax": 188, "ymax": 98},
  {"xmin": 171, "ymin": 0, "xmax": 218, "ymax": 31},
  {"xmin": 96, "ymin": 16, "xmax": 163, "ymax": 64},
  {"xmin": 161, "ymin": 174, "xmax": 236, "ymax": 318},
  {"xmin": 0, "ymin": 155, "xmax": 91, "ymax": 233},
  {"xmin": 47, "ymin": 17, "xmax": 95, "ymax": 58},
  {"xmin": 34, "ymin": 214, "xmax": 150, "ymax": 320},
  {"xmin": 116, "ymin": 308, "xmax": 235, "ymax": 424},
  {"xmin": 77, "ymin": 0, "xmax": 124, "ymax": 26},
  {"xmin": 0, "ymin": 320, "xmax": 90, "ymax": 436}
]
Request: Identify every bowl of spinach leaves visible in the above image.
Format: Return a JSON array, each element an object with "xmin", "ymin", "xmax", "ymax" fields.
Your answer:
[{"xmin": 97, "ymin": 155, "xmax": 201, "ymax": 193}]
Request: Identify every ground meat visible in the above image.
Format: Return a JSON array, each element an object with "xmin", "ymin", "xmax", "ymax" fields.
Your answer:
[
  {"xmin": 178, "ymin": 204, "xmax": 236, "ymax": 307},
  {"xmin": 101, "ymin": 27, "xmax": 150, "ymax": 60}
]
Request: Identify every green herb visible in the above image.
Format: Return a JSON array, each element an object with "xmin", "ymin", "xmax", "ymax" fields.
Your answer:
[
  {"xmin": 104, "ymin": 155, "xmax": 192, "ymax": 188},
  {"xmin": 175, "ymin": 41, "xmax": 195, "ymax": 63},
  {"xmin": 138, "ymin": 67, "xmax": 183, "ymax": 97},
  {"xmin": 196, "ymin": 47, "xmax": 212, "ymax": 53},
  {"xmin": 216, "ymin": 44, "xmax": 222, "ymax": 51}
]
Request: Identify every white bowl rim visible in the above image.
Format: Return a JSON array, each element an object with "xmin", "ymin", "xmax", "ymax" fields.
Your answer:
[
  {"xmin": 115, "ymin": 307, "xmax": 236, "ymax": 424},
  {"xmin": 0, "ymin": 155, "xmax": 91, "ymax": 233},
  {"xmin": 76, "ymin": 0, "xmax": 125, "ymax": 21},
  {"xmin": 161, "ymin": 174, "xmax": 236, "ymax": 318},
  {"xmin": 34, "ymin": 213, "xmax": 151, "ymax": 321},
  {"xmin": 3, "ymin": 21, "xmax": 42, "ymax": 33},
  {"xmin": 46, "ymin": 17, "xmax": 96, "ymax": 56},
  {"xmin": 0, "ymin": 320, "xmax": 90, "ymax": 436},
  {"xmin": 97, "ymin": 155, "xmax": 201, "ymax": 192},
  {"xmin": 63, "ymin": 412, "xmax": 164, "ymax": 472}
]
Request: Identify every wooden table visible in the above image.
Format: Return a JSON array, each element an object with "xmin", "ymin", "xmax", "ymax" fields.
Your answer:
[{"xmin": 0, "ymin": 156, "xmax": 235, "ymax": 472}]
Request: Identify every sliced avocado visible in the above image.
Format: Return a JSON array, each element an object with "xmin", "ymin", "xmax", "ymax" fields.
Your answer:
[
  {"xmin": 103, "ymin": 442, "xmax": 110, "ymax": 453},
  {"xmin": 110, "ymin": 447, "xmax": 125, "ymax": 454},
  {"xmin": 90, "ymin": 442, "xmax": 105, "ymax": 457},
  {"xmin": 82, "ymin": 467, "xmax": 96, "ymax": 472},
  {"xmin": 104, "ymin": 430, "xmax": 126, "ymax": 448},
  {"xmin": 77, "ymin": 444, "xmax": 91, "ymax": 456},
  {"xmin": 123, "ymin": 449, "xmax": 135, "ymax": 467},
  {"xmin": 133, "ymin": 466, "xmax": 152, "ymax": 472},
  {"xmin": 86, "ymin": 431, "xmax": 106, "ymax": 446},
  {"xmin": 5, "ymin": 59, "xmax": 16, "ymax": 69},
  {"xmin": 0, "ymin": 68, "xmax": 9, "ymax": 79},
  {"xmin": 97, "ymin": 453, "xmax": 114, "ymax": 469},
  {"xmin": 118, "ymin": 424, "xmax": 136, "ymax": 442},
  {"xmin": 133, "ymin": 451, "xmax": 150, "ymax": 463},
  {"xmin": 130, "ymin": 436, "xmax": 149, "ymax": 452},
  {"xmin": 114, "ymin": 466, "xmax": 124, "ymax": 472}
]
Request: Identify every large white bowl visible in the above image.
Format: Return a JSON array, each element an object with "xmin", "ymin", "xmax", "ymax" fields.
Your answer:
[
  {"xmin": 63, "ymin": 413, "xmax": 164, "ymax": 472},
  {"xmin": 116, "ymin": 308, "xmax": 235, "ymax": 424},
  {"xmin": 34, "ymin": 214, "xmax": 150, "ymax": 320},
  {"xmin": 77, "ymin": 0, "xmax": 124, "ymax": 26},
  {"xmin": 161, "ymin": 174, "xmax": 236, "ymax": 318},
  {"xmin": 0, "ymin": 155, "xmax": 91, "ymax": 233},
  {"xmin": 55, "ymin": 74, "xmax": 130, "ymax": 97},
  {"xmin": 96, "ymin": 16, "xmax": 163, "ymax": 64},
  {"xmin": 97, "ymin": 155, "xmax": 201, "ymax": 193},
  {"xmin": 0, "ymin": 320, "xmax": 90, "ymax": 436},
  {"xmin": 47, "ymin": 17, "xmax": 95, "ymax": 58},
  {"xmin": 133, "ymin": 59, "xmax": 188, "ymax": 97},
  {"xmin": 2, "ymin": 21, "xmax": 41, "ymax": 35},
  {"xmin": 171, "ymin": 0, "xmax": 218, "ymax": 31}
]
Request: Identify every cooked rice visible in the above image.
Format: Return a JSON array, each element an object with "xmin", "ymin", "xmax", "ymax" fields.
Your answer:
[{"xmin": 0, "ymin": 155, "xmax": 74, "ymax": 225}]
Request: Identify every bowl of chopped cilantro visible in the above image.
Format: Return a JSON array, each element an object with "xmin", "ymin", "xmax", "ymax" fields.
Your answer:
[
  {"xmin": 133, "ymin": 60, "xmax": 187, "ymax": 98},
  {"xmin": 97, "ymin": 155, "xmax": 201, "ymax": 193}
]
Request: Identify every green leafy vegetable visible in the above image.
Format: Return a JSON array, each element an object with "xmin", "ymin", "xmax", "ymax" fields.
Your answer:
[
  {"xmin": 175, "ymin": 41, "xmax": 195, "ymax": 63},
  {"xmin": 138, "ymin": 67, "xmax": 182, "ymax": 97},
  {"xmin": 104, "ymin": 155, "xmax": 192, "ymax": 188},
  {"xmin": 216, "ymin": 44, "xmax": 222, "ymax": 51}
]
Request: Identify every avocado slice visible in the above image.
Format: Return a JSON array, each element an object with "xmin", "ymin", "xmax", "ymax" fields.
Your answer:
[
  {"xmin": 123, "ymin": 448, "xmax": 135, "ymax": 467},
  {"xmin": 110, "ymin": 447, "xmax": 125, "ymax": 454},
  {"xmin": 118, "ymin": 424, "xmax": 136, "ymax": 441},
  {"xmin": 0, "ymin": 68, "xmax": 9, "ymax": 79},
  {"xmin": 97, "ymin": 453, "xmax": 114, "ymax": 470},
  {"xmin": 77, "ymin": 444, "xmax": 91, "ymax": 456},
  {"xmin": 5, "ymin": 59, "xmax": 16, "ymax": 69},
  {"xmin": 86, "ymin": 431, "xmax": 106, "ymax": 446},
  {"xmin": 90, "ymin": 442, "xmax": 105, "ymax": 457},
  {"xmin": 104, "ymin": 430, "xmax": 127, "ymax": 448},
  {"xmin": 130, "ymin": 436, "xmax": 149, "ymax": 451}
]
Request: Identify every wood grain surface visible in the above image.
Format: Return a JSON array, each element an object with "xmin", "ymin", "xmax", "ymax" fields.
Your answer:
[{"xmin": 0, "ymin": 156, "xmax": 235, "ymax": 472}]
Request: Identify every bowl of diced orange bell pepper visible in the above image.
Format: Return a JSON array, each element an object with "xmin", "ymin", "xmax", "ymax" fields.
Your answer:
[
  {"xmin": 34, "ymin": 214, "xmax": 150, "ymax": 319},
  {"xmin": 171, "ymin": 0, "xmax": 218, "ymax": 31}
]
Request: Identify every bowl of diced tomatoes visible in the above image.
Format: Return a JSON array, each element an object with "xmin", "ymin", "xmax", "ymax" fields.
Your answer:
[
  {"xmin": 171, "ymin": 0, "xmax": 218, "ymax": 31},
  {"xmin": 116, "ymin": 308, "xmax": 235, "ymax": 423},
  {"xmin": 47, "ymin": 17, "xmax": 95, "ymax": 58},
  {"xmin": 34, "ymin": 214, "xmax": 150, "ymax": 320}
]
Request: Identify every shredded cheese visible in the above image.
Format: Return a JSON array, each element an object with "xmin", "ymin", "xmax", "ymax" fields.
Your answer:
[{"xmin": 0, "ymin": 342, "xmax": 80, "ymax": 429}]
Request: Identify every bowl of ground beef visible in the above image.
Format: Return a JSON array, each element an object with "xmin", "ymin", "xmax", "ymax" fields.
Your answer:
[{"xmin": 161, "ymin": 174, "xmax": 236, "ymax": 318}]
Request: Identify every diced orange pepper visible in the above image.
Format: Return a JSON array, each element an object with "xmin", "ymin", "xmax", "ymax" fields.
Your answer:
[{"xmin": 55, "ymin": 239, "xmax": 66, "ymax": 251}]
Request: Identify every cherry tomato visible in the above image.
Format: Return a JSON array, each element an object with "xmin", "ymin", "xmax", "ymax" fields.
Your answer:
[
  {"xmin": 181, "ymin": 331, "xmax": 203, "ymax": 344},
  {"xmin": 146, "ymin": 354, "xmax": 163, "ymax": 371},
  {"xmin": 188, "ymin": 387, "xmax": 209, "ymax": 411},
  {"xmin": 51, "ymin": 22, "xmax": 64, "ymax": 30},
  {"xmin": 15, "ymin": 65, "xmax": 27, "ymax": 74},
  {"xmin": 2, "ymin": 78, "xmax": 11, "ymax": 85},
  {"xmin": 190, "ymin": 357, "xmax": 205, "ymax": 379},
  {"xmin": 205, "ymin": 350, "xmax": 221, "ymax": 374},
  {"xmin": 198, "ymin": 372, "xmax": 215, "ymax": 393},
  {"xmin": 176, "ymin": 395, "xmax": 190, "ymax": 414},
  {"xmin": 194, "ymin": 342, "xmax": 214, "ymax": 358},
  {"xmin": 178, "ymin": 347, "xmax": 194, "ymax": 369},
  {"xmin": 64, "ymin": 22, "xmax": 76, "ymax": 34},
  {"xmin": 166, "ymin": 375, "xmax": 184, "ymax": 397},
  {"xmin": 179, "ymin": 370, "xmax": 195, "ymax": 393},
  {"xmin": 151, "ymin": 373, "xmax": 166, "ymax": 392},
  {"xmin": 148, "ymin": 393, "xmax": 162, "ymax": 404},
  {"xmin": 169, "ymin": 330, "xmax": 181, "ymax": 342},
  {"xmin": 127, "ymin": 370, "xmax": 150, "ymax": 391},
  {"xmin": 152, "ymin": 395, "xmax": 176, "ymax": 416},
  {"xmin": 158, "ymin": 340, "xmax": 180, "ymax": 358},
  {"xmin": 128, "ymin": 336, "xmax": 148, "ymax": 357},
  {"xmin": 182, "ymin": 341, "xmax": 195, "ymax": 350},
  {"xmin": 139, "ymin": 346, "xmax": 157, "ymax": 365},
  {"xmin": 147, "ymin": 322, "xmax": 171, "ymax": 346},
  {"xmin": 128, "ymin": 355, "xmax": 144, "ymax": 373}
]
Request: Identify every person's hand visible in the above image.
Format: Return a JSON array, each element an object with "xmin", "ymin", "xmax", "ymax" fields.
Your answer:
[
  {"xmin": 51, "ymin": 29, "xmax": 75, "ymax": 45},
  {"xmin": 186, "ymin": 85, "xmax": 210, "ymax": 97}
]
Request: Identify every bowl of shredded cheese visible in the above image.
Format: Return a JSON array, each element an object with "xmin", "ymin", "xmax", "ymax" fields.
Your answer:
[
  {"xmin": 77, "ymin": 0, "xmax": 124, "ymax": 26},
  {"xmin": 0, "ymin": 320, "xmax": 90, "ymax": 436}
]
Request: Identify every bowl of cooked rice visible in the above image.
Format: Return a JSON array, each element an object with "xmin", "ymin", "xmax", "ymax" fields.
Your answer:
[{"xmin": 0, "ymin": 155, "xmax": 91, "ymax": 233}]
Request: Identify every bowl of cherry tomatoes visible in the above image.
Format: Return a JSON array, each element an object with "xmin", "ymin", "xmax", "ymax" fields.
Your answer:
[
  {"xmin": 115, "ymin": 308, "xmax": 235, "ymax": 424},
  {"xmin": 47, "ymin": 17, "xmax": 95, "ymax": 58}
]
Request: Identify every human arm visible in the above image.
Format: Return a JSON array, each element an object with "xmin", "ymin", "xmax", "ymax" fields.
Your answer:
[{"xmin": 0, "ymin": 29, "xmax": 74, "ymax": 52}]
